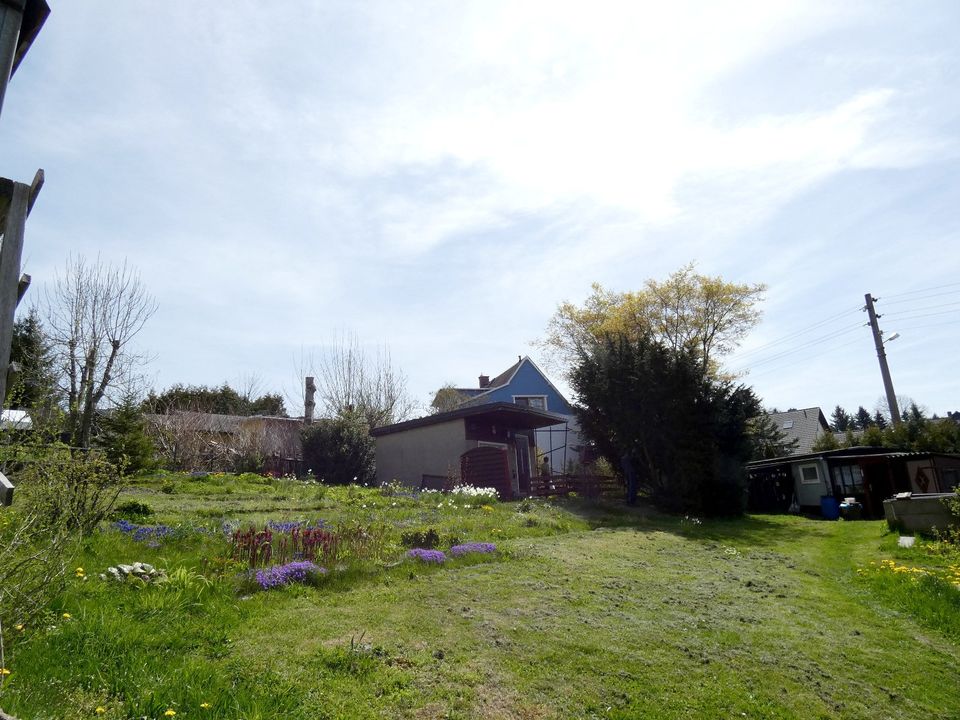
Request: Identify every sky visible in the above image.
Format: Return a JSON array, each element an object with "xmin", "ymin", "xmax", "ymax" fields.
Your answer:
[{"xmin": 1, "ymin": 1, "xmax": 958, "ymax": 419}]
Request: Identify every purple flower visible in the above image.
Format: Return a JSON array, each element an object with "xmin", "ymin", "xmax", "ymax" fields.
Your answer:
[
  {"xmin": 113, "ymin": 521, "xmax": 175, "ymax": 545},
  {"xmin": 449, "ymin": 543, "xmax": 496, "ymax": 557},
  {"xmin": 255, "ymin": 561, "xmax": 325, "ymax": 590},
  {"xmin": 407, "ymin": 548, "xmax": 446, "ymax": 564}
]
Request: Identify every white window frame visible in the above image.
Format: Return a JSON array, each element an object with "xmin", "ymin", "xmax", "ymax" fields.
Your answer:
[
  {"xmin": 799, "ymin": 464, "xmax": 821, "ymax": 484},
  {"xmin": 513, "ymin": 394, "xmax": 548, "ymax": 411},
  {"xmin": 478, "ymin": 441, "xmax": 508, "ymax": 449}
]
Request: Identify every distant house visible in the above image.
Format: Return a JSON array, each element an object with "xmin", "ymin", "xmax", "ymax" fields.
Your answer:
[
  {"xmin": 764, "ymin": 407, "xmax": 830, "ymax": 455},
  {"xmin": 371, "ymin": 401, "xmax": 567, "ymax": 498},
  {"xmin": 435, "ymin": 355, "xmax": 584, "ymax": 472},
  {"xmin": 147, "ymin": 411, "xmax": 303, "ymax": 472}
]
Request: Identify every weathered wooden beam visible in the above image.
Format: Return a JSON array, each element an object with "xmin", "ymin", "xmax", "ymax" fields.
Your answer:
[
  {"xmin": 0, "ymin": 178, "xmax": 32, "ymax": 403},
  {"xmin": 0, "ymin": 170, "xmax": 41, "ymax": 225},
  {"xmin": 26, "ymin": 166, "xmax": 42, "ymax": 213},
  {"xmin": 0, "ymin": 177, "xmax": 12, "ymax": 220},
  {"xmin": 0, "ymin": 469, "xmax": 13, "ymax": 506},
  {"xmin": 0, "ymin": 0, "xmax": 49, "ymax": 121},
  {"xmin": 16, "ymin": 271, "xmax": 29, "ymax": 302},
  {"xmin": 10, "ymin": 0, "xmax": 49, "ymax": 77},
  {"xmin": 0, "ymin": 0, "xmax": 25, "ymax": 118}
]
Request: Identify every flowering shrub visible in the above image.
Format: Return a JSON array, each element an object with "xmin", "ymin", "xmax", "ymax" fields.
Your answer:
[
  {"xmin": 449, "ymin": 543, "xmax": 496, "ymax": 557},
  {"xmin": 450, "ymin": 485, "xmax": 499, "ymax": 504},
  {"xmin": 407, "ymin": 548, "xmax": 446, "ymax": 564},
  {"xmin": 255, "ymin": 561, "xmax": 325, "ymax": 590}
]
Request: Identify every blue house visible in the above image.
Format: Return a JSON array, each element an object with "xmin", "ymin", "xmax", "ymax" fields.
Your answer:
[{"xmin": 440, "ymin": 355, "xmax": 584, "ymax": 474}]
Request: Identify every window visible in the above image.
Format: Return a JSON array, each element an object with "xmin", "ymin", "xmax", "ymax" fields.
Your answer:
[
  {"xmin": 782, "ymin": 420, "xmax": 794, "ymax": 429},
  {"xmin": 799, "ymin": 464, "xmax": 820, "ymax": 484},
  {"xmin": 514, "ymin": 396, "xmax": 547, "ymax": 411},
  {"xmin": 831, "ymin": 464, "xmax": 864, "ymax": 493},
  {"xmin": 942, "ymin": 468, "xmax": 959, "ymax": 491}
]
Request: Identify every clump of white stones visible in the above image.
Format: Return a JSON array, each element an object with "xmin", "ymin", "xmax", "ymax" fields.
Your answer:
[{"xmin": 100, "ymin": 562, "xmax": 166, "ymax": 584}]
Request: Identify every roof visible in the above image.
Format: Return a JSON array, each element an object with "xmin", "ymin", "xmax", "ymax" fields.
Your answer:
[
  {"xmin": 746, "ymin": 446, "xmax": 960, "ymax": 470},
  {"xmin": 459, "ymin": 356, "xmax": 570, "ymax": 410},
  {"xmin": 765, "ymin": 407, "xmax": 829, "ymax": 455},
  {"xmin": 371, "ymin": 401, "xmax": 568, "ymax": 437},
  {"xmin": 149, "ymin": 411, "xmax": 300, "ymax": 434},
  {"xmin": 0, "ymin": 409, "xmax": 31, "ymax": 430},
  {"xmin": 449, "ymin": 358, "xmax": 523, "ymax": 397}
]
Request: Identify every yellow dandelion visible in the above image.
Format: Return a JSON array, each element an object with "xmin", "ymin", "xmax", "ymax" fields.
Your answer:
[
  {"xmin": 200, "ymin": 702, "xmax": 211, "ymax": 709},
  {"xmin": 1, "ymin": 668, "xmax": 10, "ymax": 675},
  {"xmin": 62, "ymin": 612, "xmax": 72, "ymax": 619},
  {"xmin": 14, "ymin": 624, "xmax": 23, "ymax": 631},
  {"xmin": 164, "ymin": 710, "xmax": 177, "ymax": 717},
  {"xmin": 96, "ymin": 707, "xmax": 106, "ymax": 715},
  {"xmin": 76, "ymin": 567, "xmax": 84, "ymax": 573}
]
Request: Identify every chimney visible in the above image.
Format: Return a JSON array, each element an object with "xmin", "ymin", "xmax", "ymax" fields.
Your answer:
[
  {"xmin": 304, "ymin": 376, "xmax": 316, "ymax": 425},
  {"xmin": 479, "ymin": 374, "xmax": 490, "ymax": 388}
]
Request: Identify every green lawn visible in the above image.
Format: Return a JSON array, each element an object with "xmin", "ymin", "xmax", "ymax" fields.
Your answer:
[{"xmin": 2, "ymin": 473, "xmax": 959, "ymax": 719}]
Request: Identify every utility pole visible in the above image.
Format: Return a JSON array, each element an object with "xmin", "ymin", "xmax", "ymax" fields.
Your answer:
[{"xmin": 864, "ymin": 293, "xmax": 901, "ymax": 426}]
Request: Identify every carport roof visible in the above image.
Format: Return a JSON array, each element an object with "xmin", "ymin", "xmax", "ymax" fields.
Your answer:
[{"xmin": 371, "ymin": 402, "xmax": 568, "ymax": 437}]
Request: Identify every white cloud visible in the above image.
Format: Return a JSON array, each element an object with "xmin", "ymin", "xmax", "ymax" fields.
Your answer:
[{"xmin": 4, "ymin": 1, "xmax": 959, "ymax": 412}]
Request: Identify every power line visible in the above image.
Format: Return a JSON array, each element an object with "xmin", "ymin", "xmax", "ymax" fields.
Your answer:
[
  {"xmin": 731, "ymin": 321, "xmax": 864, "ymax": 373},
  {"xmin": 744, "ymin": 337, "xmax": 864, "ymax": 381},
  {"xmin": 892, "ymin": 319, "xmax": 960, "ymax": 332},
  {"xmin": 881, "ymin": 289, "xmax": 960, "ymax": 307},
  {"xmin": 882, "ymin": 309, "xmax": 959, "ymax": 322},
  {"xmin": 882, "ymin": 300, "xmax": 960, "ymax": 317},
  {"xmin": 882, "ymin": 281, "xmax": 960, "ymax": 300},
  {"xmin": 732, "ymin": 305, "xmax": 862, "ymax": 361}
]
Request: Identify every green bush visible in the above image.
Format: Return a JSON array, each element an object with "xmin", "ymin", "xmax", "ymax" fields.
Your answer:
[
  {"xmin": 301, "ymin": 411, "xmax": 375, "ymax": 486},
  {"xmin": 0, "ymin": 450, "xmax": 122, "ymax": 633},
  {"xmin": 111, "ymin": 500, "xmax": 155, "ymax": 520},
  {"xmin": 96, "ymin": 394, "xmax": 158, "ymax": 475},
  {"xmin": 17, "ymin": 450, "xmax": 124, "ymax": 536}
]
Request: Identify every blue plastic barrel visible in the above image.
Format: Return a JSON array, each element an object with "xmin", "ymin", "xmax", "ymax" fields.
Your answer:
[{"xmin": 820, "ymin": 495, "xmax": 840, "ymax": 520}]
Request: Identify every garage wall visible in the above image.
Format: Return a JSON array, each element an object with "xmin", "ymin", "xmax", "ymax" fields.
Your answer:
[{"xmin": 374, "ymin": 420, "xmax": 473, "ymax": 488}]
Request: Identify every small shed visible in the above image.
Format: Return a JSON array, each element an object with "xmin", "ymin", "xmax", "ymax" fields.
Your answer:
[
  {"xmin": 371, "ymin": 402, "xmax": 568, "ymax": 499},
  {"xmin": 747, "ymin": 448, "xmax": 960, "ymax": 518}
]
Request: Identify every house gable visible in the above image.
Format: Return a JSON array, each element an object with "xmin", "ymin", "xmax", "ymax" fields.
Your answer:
[
  {"xmin": 765, "ymin": 407, "xmax": 829, "ymax": 455},
  {"xmin": 463, "ymin": 357, "xmax": 574, "ymax": 417}
]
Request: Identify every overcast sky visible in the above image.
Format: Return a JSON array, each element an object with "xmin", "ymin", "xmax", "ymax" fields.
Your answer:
[{"xmin": 2, "ymin": 1, "xmax": 958, "ymax": 418}]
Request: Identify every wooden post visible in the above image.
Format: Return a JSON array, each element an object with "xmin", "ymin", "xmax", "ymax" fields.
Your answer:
[
  {"xmin": 0, "ymin": 469, "xmax": 13, "ymax": 506},
  {"xmin": 0, "ymin": 169, "xmax": 42, "ymax": 404},
  {"xmin": 304, "ymin": 376, "xmax": 316, "ymax": 425}
]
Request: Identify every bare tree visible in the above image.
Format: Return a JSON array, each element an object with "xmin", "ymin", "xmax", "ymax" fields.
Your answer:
[
  {"xmin": 296, "ymin": 333, "xmax": 415, "ymax": 429},
  {"xmin": 42, "ymin": 256, "xmax": 157, "ymax": 447}
]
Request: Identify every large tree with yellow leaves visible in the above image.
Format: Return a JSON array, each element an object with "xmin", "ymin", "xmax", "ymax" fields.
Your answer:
[{"xmin": 536, "ymin": 263, "xmax": 766, "ymax": 380}]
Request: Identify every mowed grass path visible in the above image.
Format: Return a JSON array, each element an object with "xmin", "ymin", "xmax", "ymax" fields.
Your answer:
[
  {"xmin": 235, "ymin": 515, "xmax": 960, "ymax": 719},
  {"xmin": 3, "ymin": 475, "xmax": 959, "ymax": 719}
]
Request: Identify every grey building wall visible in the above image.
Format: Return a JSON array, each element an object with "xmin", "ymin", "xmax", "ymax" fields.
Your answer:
[
  {"xmin": 375, "ymin": 420, "xmax": 473, "ymax": 488},
  {"xmin": 792, "ymin": 458, "xmax": 832, "ymax": 507}
]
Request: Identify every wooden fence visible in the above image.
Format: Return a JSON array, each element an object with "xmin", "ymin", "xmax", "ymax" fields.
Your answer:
[{"xmin": 527, "ymin": 474, "xmax": 623, "ymax": 499}]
